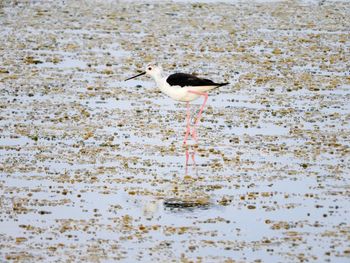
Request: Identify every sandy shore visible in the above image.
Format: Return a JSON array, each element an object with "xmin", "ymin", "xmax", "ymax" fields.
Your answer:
[{"xmin": 0, "ymin": 0, "xmax": 349, "ymax": 262}]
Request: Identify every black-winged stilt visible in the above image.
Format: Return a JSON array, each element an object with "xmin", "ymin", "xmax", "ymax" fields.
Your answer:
[{"xmin": 125, "ymin": 64, "xmax": 229, "ymax": 144}]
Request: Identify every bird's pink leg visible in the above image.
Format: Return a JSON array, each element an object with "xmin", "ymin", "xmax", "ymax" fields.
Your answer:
[
  {"xmin": 187, "ymin": 90, "xmax": 208, "ymax": 142},
  {"xmin": 191, "ymin": 150, "xmax": 196, "ymax": 166},
  {"xmin": 185, "ymin": 147, "xmax": 189, "ymax": 175},
  {"xmin": 183, "ymin": 102, "xmax": 191, "ymax": 145},
  {"xmin": 191, "ymin": 148, "xmax": 198, "ymax": 176},
  {"xmin": 185, "ymin": 146, "xmax": 197, "ymax": 176}
]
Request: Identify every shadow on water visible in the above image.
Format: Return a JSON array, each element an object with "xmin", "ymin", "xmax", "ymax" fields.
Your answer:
[
  {"xmin": 163, "ymin": 145, "xmax": 212, "ymax": 212},
  {"xmin": 163, "ymin": 198, "xmax": 211, "ymax": 212}
]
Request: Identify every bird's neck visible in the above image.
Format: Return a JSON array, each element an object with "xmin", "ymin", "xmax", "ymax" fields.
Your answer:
[
  {"xmin": 152, "ymin": 73, "xmax": 173, "ymax": 98},
  {"xmin": 151, "ymin": 73, "xmax": 165, "ymax": 86}
]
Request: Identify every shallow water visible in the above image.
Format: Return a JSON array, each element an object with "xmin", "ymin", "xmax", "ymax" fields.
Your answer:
[{"xmin": 1, "ymin": 0, "xmax": 350, "ymax": 262}]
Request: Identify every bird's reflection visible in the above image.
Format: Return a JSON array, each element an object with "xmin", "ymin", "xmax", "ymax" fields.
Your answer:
[
  {"xmin": 185, "ymin": 145, "xmax": 198, "ymax": 177},
  {"xmin": 162, "ymin": 145, "xmax": 212, "ymax": 211}
]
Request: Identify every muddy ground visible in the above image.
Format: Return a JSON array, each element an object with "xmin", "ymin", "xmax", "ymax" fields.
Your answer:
[{"xmin": 0, "ymin": 0, "xmax": 349, "ymax": 262}]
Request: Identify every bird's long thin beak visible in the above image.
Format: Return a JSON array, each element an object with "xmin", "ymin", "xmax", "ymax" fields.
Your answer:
[{"xmin": 124, "ymin": 71, "xmax": 146, "ymax": 81}]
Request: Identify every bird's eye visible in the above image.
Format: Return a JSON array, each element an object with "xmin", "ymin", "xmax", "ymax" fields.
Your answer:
[{"xmin": 148, "ymin": 67, "xmax": 152, "ymax": 70}]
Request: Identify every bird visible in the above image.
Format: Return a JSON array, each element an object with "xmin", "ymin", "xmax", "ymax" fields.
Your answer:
[{"xmin": 125, "ymin": 64, "xmax": 229, "ymax": 144}]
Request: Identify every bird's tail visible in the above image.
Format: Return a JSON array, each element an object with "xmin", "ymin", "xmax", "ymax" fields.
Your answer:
[
  {"xmin": 195, "ymin": 82, "xmax": 230, "ymax": 93},
  {"xmin": 212, "ymin": 82, "xmax": 229, "ymax": 90},
  {"xmin": 216, "ymin": 82, "xmax": 229, "ymax": 87}
]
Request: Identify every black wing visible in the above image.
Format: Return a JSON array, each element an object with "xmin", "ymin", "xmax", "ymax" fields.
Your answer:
[{"xmin": 166, "ymin": 73, "xmax": 222, "ymax": 87}]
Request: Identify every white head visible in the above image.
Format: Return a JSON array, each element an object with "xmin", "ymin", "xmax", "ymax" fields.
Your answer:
[
  {"xmin": 125, "ymin": 64, "xmax": 163, "ymax": 81},
  {"xmin": 145, "ymin": 64, "xmax": 163, "ymax": 78}
]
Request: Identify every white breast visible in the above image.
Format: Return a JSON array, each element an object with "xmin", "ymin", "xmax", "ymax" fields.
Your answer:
[{"xmin": 155, "ymin": 79, "xmax": 198, "ymax": 102}]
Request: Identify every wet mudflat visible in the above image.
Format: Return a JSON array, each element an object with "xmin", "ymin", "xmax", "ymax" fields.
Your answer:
[{"xmin": 0, "ymin": 0, "xmax": 349, "ymax": 262}]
